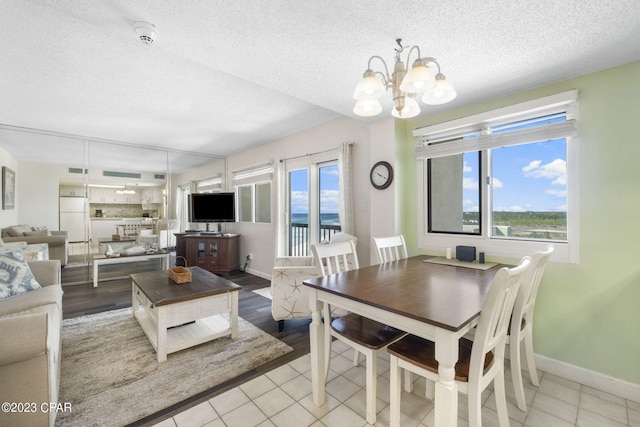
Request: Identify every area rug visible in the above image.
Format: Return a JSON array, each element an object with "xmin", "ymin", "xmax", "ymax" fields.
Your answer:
[
  {"xmin": 57, "ymin": 308, "xmax": 292, "ymax": 426},
  {"xmin": 252, "ymin": 287, "xmax": 272, "ymax": 299}
]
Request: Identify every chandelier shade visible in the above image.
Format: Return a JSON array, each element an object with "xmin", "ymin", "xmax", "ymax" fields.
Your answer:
[
  {"xmin": 353, "ymin": 99, "xmax": 383, "ymax": 116},
  {"xmin": 353, "ymin": 70, "xmax": 387, "ymax": 100},
  {"xmin": 352, "ymin": 39, "xmax": 456, "ymax": 119},
  {"xmin": 391, "ymin": 96, "xmax": 420, "ymax": 119},
  {"xmin": 399, "ymin": 58, "xmax": 436, "ymax": 93},
  {"xmin": 421, "ymin": 74, "xmax": 457, "ymax": 105}
]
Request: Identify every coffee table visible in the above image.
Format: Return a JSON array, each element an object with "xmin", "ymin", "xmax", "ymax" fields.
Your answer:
[
  {"xmin": 130, "ymin": 267, "xmax": 241, "ymax": 362},
  {"xmin": 93, "ymin": 250, "xmax": 170, "ymax": 287}
]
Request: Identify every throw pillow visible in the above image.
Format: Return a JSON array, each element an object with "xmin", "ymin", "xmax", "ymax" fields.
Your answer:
[
  {"xmin": 0, "ymin": 251, "xmax": 42, "ymax": 299},
  {"xmin": 7, "ymin": 224, "xmax": 32, "ymax": 237}
]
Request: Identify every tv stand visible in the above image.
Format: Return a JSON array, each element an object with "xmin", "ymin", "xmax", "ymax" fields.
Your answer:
[{"xmin": 174, "ymin": 233, "xmax": 239, "ymax": 275}]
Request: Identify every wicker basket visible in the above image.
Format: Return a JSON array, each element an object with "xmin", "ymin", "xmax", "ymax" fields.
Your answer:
[{"xmin": 168, "ymin": 257, "xmax": 192, "ymax": 284}]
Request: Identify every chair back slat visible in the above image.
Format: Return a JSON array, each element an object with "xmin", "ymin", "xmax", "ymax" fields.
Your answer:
[
  {"xmin": 512, "ymin": 245, "xmax": 554, "ymax": 333},
  {"xmin": 469, "ymin": 256, "xmax": 531, "ymax": 382},
  {"xmin": 312, "ymin": 240, "xmax": 359, "ymax": 276},
  {"xmin": 373, "ymin": 235, "xmax": 407, "ymax": 263}
]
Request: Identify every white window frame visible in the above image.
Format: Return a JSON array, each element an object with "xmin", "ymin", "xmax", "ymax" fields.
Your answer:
[
  {"xmin": 414, "ymin": 90, "xmax": 580, "ymax": 263},
  {"xmin": 232, "ymin": 162, "xmax": 273, "ymax": 224},
  {"xmin": 284, "ymin": 151, "xmax": 338, "ymax": 255}
]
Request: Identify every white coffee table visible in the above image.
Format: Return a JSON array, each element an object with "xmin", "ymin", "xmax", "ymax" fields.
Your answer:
[
  {"xmin": 93, "ymin": 251, "xmax": 170, "ymax": 287},
  {"xmin": 130, "ymin": 267, "xmax": 241, "ymax": 362}
]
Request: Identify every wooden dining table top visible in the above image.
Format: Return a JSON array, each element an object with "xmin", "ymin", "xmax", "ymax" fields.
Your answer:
[{"xmin": 303, "ymin": 255, "xmax": 502, "ymax": 332}]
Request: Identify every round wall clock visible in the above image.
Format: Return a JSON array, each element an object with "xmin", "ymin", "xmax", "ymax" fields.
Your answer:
[{"xmin": 370, "ymin": 161, "xmax": 393, "ymax": 190}]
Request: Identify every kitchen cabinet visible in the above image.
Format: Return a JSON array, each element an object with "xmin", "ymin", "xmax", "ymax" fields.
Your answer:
[
  {"xmin": 90, "ymin": 188, "xmax": 141, "ymax": 204},
  {"xmin": 59, "ymin": 186, "xmax": 86, "ymax": 197},
  {"xmin": 141, "ymin": 187, "xmax": 163, "ymax": 204},
  {"xmin": 175, "ymin": 233, "xmax": 239, "ymax": 275}
]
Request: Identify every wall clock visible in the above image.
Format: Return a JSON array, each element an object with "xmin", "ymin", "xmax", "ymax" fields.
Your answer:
[{"xmin": 370, "ymin": 161, "xmax": 393, "ymax": 190}]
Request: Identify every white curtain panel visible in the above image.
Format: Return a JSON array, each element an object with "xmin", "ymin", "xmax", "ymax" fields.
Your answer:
[{"xmin": 338, "ymin": 142, "xmax": 355, "ymax": 235}]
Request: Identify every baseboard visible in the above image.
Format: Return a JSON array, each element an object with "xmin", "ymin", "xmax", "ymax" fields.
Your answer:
[
  {"xmin": 533, "ymin": 353, "xmax": 640, "ymax": 403},
  {"xmin": 243, "ymin": 267, "xmax": 271, "ymax": 281}
]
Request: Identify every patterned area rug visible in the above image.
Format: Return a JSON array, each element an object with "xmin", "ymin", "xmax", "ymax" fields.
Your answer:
[{"xmin": 57, "ymin": 308, "xmax": 292, "ymax": 426}]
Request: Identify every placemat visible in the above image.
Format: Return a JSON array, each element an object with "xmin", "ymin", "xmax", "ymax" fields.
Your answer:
[{"xmin": 423, "ymin": 256, "xmax": 498, "ymax": 270}]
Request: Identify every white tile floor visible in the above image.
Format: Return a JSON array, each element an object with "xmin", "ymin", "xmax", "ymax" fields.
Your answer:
[{"xmin": 151, "ymin": 339, "xmax": 640, "ymax": 427}]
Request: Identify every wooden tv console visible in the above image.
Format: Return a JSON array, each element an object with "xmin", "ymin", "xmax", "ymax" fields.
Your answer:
[{"xmin": 174, "ymin": 233, "xmax": 240, "ymax": 275}]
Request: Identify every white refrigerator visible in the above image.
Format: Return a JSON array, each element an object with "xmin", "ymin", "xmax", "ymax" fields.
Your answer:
[{"xmin": 59, "ymin": 197, "xmax": 87, "ymax": 242}]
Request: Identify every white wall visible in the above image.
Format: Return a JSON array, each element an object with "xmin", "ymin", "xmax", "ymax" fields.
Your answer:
[
  {"xmin": 17, "ymin": 162, "xmax": 66, "ymax": 230},
  {"xmin": 368, "ymin": 118, "xmax": 397, "ymax": 263}
]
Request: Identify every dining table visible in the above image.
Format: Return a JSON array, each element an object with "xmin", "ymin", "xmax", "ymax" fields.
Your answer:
[{"xmin": 303, "ymin": 255, "xmax": 502, "ymax": 427}]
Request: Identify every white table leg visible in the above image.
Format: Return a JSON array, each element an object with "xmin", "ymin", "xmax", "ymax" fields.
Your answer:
[
  {"xmin": 309, "ymin": 290, "xmax": 326, "ymax": 407},
  {"xmin": 434, "ymin": 328, "xmax": 459, "ymax": 427},
  {"xmin": 93, "ymin": 261, "xmax": 100, "ymax": 287},
  {"xmin": 230, "ymin": 291, "xmax": 238, "ymax": 338},
  {"xmin": 156, "ymin": 308, "xmax": 168, "ymax": 363}
]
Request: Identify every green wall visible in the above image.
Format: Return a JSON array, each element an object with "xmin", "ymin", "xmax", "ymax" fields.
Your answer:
[{"xmin": 397, "ymin": 61, "xmax": 640, "ymax": 384}]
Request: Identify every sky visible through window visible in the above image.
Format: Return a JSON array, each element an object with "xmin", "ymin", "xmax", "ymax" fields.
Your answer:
[
  {"xmin": 290, "ymin": 164, "xmax": 339, "ymax": 218},
  {"xmin": 462, "ymin": 139, "xmax": 567, "ymax": 213}
]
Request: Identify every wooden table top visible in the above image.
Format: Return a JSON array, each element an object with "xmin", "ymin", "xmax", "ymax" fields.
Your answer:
[
  {"xmin": 303, "ymin": 256, "xmax": 502, "ymax": 332},
  {"xmin": 131, "ymin": 266, "xmax": 241, "ymax": 307}
]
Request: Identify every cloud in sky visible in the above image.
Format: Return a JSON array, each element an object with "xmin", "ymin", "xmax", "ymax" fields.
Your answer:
[{"xmin": 522, "ymin": 158, "xmax": 566, "ymax": 185}]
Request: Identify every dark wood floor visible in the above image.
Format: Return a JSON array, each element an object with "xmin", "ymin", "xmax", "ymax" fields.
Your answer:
[{"xmin": 61, "ymin": 261, "xmax": 311, "ymax": 427}]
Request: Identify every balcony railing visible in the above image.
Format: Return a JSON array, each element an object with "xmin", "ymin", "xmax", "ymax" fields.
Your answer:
[{"xmin": 289, "ymin": 223, "xmax": 342, "ymax": 257}]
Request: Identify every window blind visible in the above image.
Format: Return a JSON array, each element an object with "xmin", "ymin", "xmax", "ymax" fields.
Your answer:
[
  {"xmin": 414, "ymin": 90, "xmax": 578, "ymax": 159},
  {"xmin": 232, "ymin": 161, "xmax": 274, "ymax": 186}
]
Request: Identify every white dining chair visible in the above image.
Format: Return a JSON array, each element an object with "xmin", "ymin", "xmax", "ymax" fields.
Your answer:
[
  {"xmin": 373, "ymin": 234, "xmax": 407, "ymax": 263},
  {"xmin": 387, "ymin": 256, "xmax": 531, "ymax": 427},
  {"xmin": 312, "ymin": 239, "xmax": 405, "ymax": 425},
  {"xmin": 509, "ymin": 245, "xmax": 554, "ymax": 411}
]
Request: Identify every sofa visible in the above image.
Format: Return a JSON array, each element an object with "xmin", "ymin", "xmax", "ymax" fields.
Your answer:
[
  {"xmin": 1, "ymin": 225, "xmax": 68, "ymax": 266},
  {"xmin": 0, "ymin": 259, "xmax": 63, "ymax": 427}
]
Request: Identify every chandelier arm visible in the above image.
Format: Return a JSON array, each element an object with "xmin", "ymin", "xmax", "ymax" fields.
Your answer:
[
  {"xmin": 422, "ymin": 57, "xmax": 442, "ymax": 73},
  {"xmin": 367, "ymin": 55, "xmax": 392, "ymax": 82},
  {"xmin": 404, "ymin": 45, "xmax": 421, "ymax": 66}
]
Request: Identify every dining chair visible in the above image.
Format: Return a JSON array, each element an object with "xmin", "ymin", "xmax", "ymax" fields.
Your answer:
[
  {"xmin": 373, "ymin": 234, "xmax": 407, "ymax": 263},
  {"xmin": 387, "ymin": 256, "xmax": 531, "ymax": 427},
  {"xmin": 509, "ymin": 245, "xmax": 554, "ymax": 411},
  {"xmin": 311, "ymin": 240, "xmax": 405, "ymax": 424}
]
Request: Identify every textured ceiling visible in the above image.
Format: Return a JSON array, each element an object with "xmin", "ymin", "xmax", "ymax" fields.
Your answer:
[{"xmin": 1, "ymin": 0, "xmax": 640, "ymax": 173}]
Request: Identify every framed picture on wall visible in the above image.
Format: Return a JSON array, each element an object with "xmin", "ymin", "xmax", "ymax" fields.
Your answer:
[{"xmin": 2, "ymin": 166, "xmax": 15, "ymax": 210}]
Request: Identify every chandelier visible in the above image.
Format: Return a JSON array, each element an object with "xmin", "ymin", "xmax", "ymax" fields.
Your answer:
[{"xmin": 352, "ymin": 38, "xmax": 456, "ymax": 119}]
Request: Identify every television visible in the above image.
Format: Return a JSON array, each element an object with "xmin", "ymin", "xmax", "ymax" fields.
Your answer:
[{"xmin": 189, "ymin": 193, "xmax": 236, "ymax": 230}]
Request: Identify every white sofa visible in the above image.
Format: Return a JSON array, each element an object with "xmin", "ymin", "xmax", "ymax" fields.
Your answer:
[{"xmin": 0, "ymin": 260, "xmax": 63, "ymax": 427}]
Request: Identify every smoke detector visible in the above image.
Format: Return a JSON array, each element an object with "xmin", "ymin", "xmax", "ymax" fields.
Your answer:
[{"xmin": 133, "ymin": 21, "xmax": 159, "ymax": 45}]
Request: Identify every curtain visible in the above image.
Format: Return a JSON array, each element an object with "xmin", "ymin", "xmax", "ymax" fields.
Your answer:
[{"xmin": 338, "ymin": 142, "xmax": 355, "ymax": 235}]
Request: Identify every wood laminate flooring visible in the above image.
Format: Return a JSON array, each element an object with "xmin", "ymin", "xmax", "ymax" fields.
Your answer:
[{"xmin": 61, "ymin": 261, "xmax": 311, "ymax": 426}]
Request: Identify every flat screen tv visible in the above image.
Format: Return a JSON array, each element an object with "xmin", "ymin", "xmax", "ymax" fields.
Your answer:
[{"xmin": 189, "ymin": 192, "xmax": 236, "ymax": 224}]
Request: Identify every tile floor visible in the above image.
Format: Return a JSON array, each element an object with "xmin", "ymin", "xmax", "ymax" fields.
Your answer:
[{"xmin": 151, "ymin": 339, "xmax": 640, "ymax": 427}]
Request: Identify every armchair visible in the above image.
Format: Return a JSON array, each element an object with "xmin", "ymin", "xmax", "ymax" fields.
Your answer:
[{"xmin": 270, "ymin": 256, "xmax": 319, "ymax": 332}]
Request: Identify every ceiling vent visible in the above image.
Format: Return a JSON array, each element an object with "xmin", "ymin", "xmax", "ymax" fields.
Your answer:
[
  {"xmin": 103, "ymin": 170, "xmax": 141, "ymax": 179},
  {"xmin": 154, "ymin": 174, "xmax": 165, "ymax": 180},
  {"xmin": 68, "ymin": 167, "xmax": 87, "ymax": 174},
  {"xmin": 133, "ymin": 21, "xmax": 159, "ymax": 45}
]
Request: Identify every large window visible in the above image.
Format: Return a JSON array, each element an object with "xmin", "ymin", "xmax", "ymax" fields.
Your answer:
[
  {"xmin": 286, "ymin": 155, "xmax": 341, "ymax": 256},
  {"xmin": 415, "ymin": 90, "xmax": 578, "ymax": 262}
]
